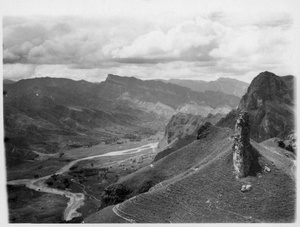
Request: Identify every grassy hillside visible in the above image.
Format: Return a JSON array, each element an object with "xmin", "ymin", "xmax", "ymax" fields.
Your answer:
[
  {"xmin": 96, "ymin": 125, "xmax": 233, "ymax": 209},
  {"xmin": 85, "ymin": 126, "xmax": 295, "ymax": 223}
]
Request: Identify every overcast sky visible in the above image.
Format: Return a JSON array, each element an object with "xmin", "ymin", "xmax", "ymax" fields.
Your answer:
[{"xmin": 2, "ymin": 0, "xmax": 300, "ymax": 83}]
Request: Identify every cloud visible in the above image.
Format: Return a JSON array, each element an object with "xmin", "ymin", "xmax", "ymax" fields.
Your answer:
[
  {"xmin": 3, "ymin": 64, "xmax": 36, "ymax": 80},
  {"xmin": 2, "ymin": 9, "xmax": 296, "ymax": 82},
  {"xmin": 109, "ymin": 17, "xmax": 224, "ymax": 62},
  {"xmin": 3, "ymin": 16, "xmax": 154, "ymax": 67},
  {"xmin": 209, "ymin": 25, "xmax": 293, "ymax": 74}
]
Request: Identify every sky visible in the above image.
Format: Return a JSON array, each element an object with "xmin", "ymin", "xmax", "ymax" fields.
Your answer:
[{"xmin": 2, "ymin": 0, "xmax": 300, "ymax": 83}]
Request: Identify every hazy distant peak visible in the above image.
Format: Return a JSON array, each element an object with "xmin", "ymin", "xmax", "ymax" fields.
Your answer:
[
  {"xmin": 215, "ymin": 77, "xmax": 248, "ymax": 84},
  {"xmin": 106, "ymin": 74, "xmax": 139, "ymax": 82},
  {"xmin": 166, "ymin": 77, "xmax": 248, "ymax": 97},
  {"xmin": 3, "ymin": 79, "xmax": 16, "ymax": 84}
]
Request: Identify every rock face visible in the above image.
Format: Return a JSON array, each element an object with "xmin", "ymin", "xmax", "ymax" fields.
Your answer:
[
  {"xmin": 232, "ymin": 112, "xmax": 252, "ymax": 178},
  {"xmin": 154, "ymin": 113, "xmax": 223, "ymax": 162},
  {"xmin": 238, "ymin": 71, "xmax": 293, "ymax": 110},
  {"xmin": 217, "ymin": 71, "xmax": 295, "ymax": 142},
  {"xmin": 284, "ymin": 133, "xmax": 296, "ymax": 154},
  {"xmin": 277, "ymin": 132, "xmax": 296, "ymax": 154},
  {"xmin": 197, "ymin": 122, "xmax": 212, "ymax": 140}
]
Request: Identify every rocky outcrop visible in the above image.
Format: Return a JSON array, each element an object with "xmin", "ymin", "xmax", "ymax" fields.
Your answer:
[
  {"xmin": 277, "ymin": 132, "xmax": 296, "ymax": 154},
  {"xmin": 197, "ymin": 122, "xmax": 212, "ymax": 140},
  {"xmin": 217, "ymin": 71, "xmax": 295, "ymax": 142},
  {"xmin": 154, "ymin": 113, "xmax": 223, "ymax": 162},
  {"xmin": 232, "ymin": 112, "xmax": 252, "ymax": 178},
  {"xmin": 284, "ymin": 133, "xmax": 296, "ymax": 154},
  {"xmin": 154, "ymin": 113, "xmax": 204, "ymax": 162}
]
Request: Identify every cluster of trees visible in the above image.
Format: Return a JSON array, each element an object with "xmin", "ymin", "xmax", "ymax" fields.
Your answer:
[{"xmin": 46, "ymin": 174, "xmax": 70, "ymax": 189}]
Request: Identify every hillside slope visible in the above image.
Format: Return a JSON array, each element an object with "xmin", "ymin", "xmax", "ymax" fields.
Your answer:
[
  {"xmin": 96, "ymin": 125, "xmax": 233, "ymax": 210},
  {"xmin": 85, "ymin": 124, "xmax": 295, "ymax": 223}
]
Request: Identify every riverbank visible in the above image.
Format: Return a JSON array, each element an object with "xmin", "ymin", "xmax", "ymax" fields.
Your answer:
[{"xmin": 7, "ymin": 141, "xmax": 159, "ymax": 223}]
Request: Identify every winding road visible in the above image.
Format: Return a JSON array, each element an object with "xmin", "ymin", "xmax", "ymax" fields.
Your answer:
[{"xmin": 7, "ymin": 142, "xmax": 158, "ymax": 221}]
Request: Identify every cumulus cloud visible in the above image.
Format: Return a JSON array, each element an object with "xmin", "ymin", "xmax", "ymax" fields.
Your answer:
[
  {"xmin": 2, "ymin": 8, "xmax": 296, "ymax": 82},
  {"xmin": 108, "ymin": 17, "xmax": 225, "ymax": 62}
]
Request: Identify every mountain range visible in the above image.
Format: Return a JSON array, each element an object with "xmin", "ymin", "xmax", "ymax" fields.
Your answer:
[
  {"xmin": 102, "ymin": 74, "xmax": 240, "ymax": 117},
  {"xmin": 3, "ymin": 75, "xmax": 240, "ymax": 167},
  {"xmin": 161, "ymin": 77, "xmax": 249, "ymax": 97},
  {"xmin": 3, "ymin": 70, "xmax": 296, "ymax": 223}
]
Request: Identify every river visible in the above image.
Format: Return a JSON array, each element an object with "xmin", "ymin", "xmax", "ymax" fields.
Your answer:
[{"xmin": 7, "ymin": 142, "xmax": 158, "ymax": 221}]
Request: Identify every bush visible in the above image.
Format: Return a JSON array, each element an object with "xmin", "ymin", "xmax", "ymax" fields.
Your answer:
[{"xmin": 101, "ymin": 184, "xmax": 132, "ymax": 208}]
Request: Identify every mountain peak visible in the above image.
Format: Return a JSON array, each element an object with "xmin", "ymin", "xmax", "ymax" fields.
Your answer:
[
  {"xmin": 239, "ymin": 71, "xmax": 291, "ymax": 110},
  {"xmin": 260, "ymin": 71, "xmax": 276, "ymax": 76},
  {"xmin": 217, "ymin": 71, "xmax": 295, "ymax": 142},
  {"xmin": 216, "ymin": 77, "xmax": 246, "ymax": 83},
  {"xmin": 106, "ymin": 74, "xmax": 140, "ymax": 83}
]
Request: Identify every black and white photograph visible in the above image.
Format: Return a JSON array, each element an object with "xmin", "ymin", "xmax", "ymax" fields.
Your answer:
[{"xmin": 1, "ymin": 0, "xmax": 299, "ymax": 224}]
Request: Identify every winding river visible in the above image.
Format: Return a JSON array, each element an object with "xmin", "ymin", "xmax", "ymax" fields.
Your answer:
[{"xmin": 7, "ymin": 142, "xmax": 158, "ymax": 221}]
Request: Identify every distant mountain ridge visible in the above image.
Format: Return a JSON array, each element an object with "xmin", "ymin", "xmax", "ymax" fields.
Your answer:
[
  {"xmin": 161, "ymin": 77, "xmax": 249, "ymax": 97},
  {"xmin": 99, "ymin": 74, "xmax": 240, "ymax": 118},
  {"xmin": 3, "ymin": 79, "xmax": 16, "ymax": 84},
  {"xmin": 3, "ymin": 74, "xmax": 239, "ymax": 167},
  {"xmin": 3, "ymin": 77, "xmax": 158, "ymax": 167}
]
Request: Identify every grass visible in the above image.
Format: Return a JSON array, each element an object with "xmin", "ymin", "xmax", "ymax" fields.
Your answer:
[
  {"xmin": 85, "ymin": 125, "xmax": 295, "ymax": 223},
  {"xmin": 252, "ymin": 140, "xmax": 295, "ymax": 180},
  {"xmin": 112, "ymin": 148, "xmax": 294, "ymax": 223},
  {"xmin": 89, "ymin": 125, "xmax": 234, "ymax": 211},
  {"xmin": 6, "ymin": 135, "xmax": 161, "ymax": 223},
  {"xmin": 7, "ymin": 158, "xmax": 70, "ymax": 181},
  {"xmin": 7, "ymin": 185, "xmax": 68, "ymax": 223},
  {"xmin": 6, "ymin": 132, "xmax": 161, "ymax": 181},
  {"xmin": 84, "ymin": 205, "xmax": 129, "ymax": 223},
  {"xmin": 260, "ymin": 138, "xmax": 296, "ymax": 160},
  {"xmin": 63, "ymin": 132, "xmax": 162, "ymax": 160}
]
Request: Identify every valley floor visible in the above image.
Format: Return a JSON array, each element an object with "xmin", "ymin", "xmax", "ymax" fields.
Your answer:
[{"xmin": 6, "ymin": 133, "xmax": 162, "ymax": 223}]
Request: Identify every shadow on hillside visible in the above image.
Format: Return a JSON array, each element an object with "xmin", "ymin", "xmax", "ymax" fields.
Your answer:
[{"xmin": 248, "ymin": 145, "xmax": 263, "ymax": 176}]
